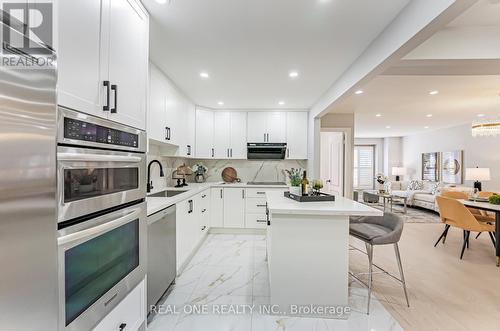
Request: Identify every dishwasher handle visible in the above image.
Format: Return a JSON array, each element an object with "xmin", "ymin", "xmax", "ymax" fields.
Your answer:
[{"xmin": 148, "ymin": 205, "xmax": 176, "ymax": 225}]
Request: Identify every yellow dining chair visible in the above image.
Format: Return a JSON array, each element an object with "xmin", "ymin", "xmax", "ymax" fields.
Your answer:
[
  {"xmin": 434, "ymin": 196, "xmax": 496, "ymax": 259},
  {"xmin": 440, "ymin": 190, "xmax": 492, "ymax": 223}
]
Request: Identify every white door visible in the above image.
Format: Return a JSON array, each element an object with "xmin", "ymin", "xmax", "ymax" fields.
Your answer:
[
  {"xmin": 210, "ymin": 188, "xmax": 224, "ymax": 227},
  {"xmin": 267, "ymin": 112, "xmax": 286, "ymax": 143},
  {"xmin": 320, "ymin": 132, "xmax": 345, "ymax": 196},
  {"xmin": 286, "ymin": 112, "xmax": 308, "ymax": 159},
  {"xmin": 229, "ymin": 112, "xmax": 247, "ymax": 159},
  {"xmin": 195, "ymin": 108, "xmax": 214, "ymax": 158},
  {"xmin": 148, "ymin": 64, "xmax": 167, "ymax": 142},
  {"xmin": 213, "ymin": 112, "xmax": 231, "ymax": 159},
  {"xmin": 106, "ymin": 0, "xmax": 148, "ymax": 129},
  {"xmin": 247, "ymin": 112, "xmax": 267, "ymax": 142},
  {"xmin": 223, "ymin": 188, "xmax": 245, "ymax": 228},
  {"xmin": 57, "ymin": 0, "xmax": 104, "ymax": 117}
]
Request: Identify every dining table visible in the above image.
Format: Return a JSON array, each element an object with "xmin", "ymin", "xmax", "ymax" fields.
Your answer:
[{"xmin": 459, "ymin": 199, "xmax": 500, "ymax": 267}]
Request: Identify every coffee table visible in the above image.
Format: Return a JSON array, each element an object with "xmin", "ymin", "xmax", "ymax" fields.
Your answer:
[{"xmin": 363, "ymin": 191, "xmax": 407, "ymax": 214}]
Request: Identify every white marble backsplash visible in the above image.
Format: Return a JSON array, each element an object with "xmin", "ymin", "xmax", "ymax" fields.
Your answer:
[
  {"xmin": 189, "ymin": 159, "xmax": 307, "ymax": 183},
  {"xmin": 147, "ymin": 146, "xmax": 190, "ymax": 191}
]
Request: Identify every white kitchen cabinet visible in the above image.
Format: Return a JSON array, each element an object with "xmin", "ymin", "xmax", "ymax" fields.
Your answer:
[
  {"xmin": 210, "ymin": 187, "xmax": 224, "ymax": 227},
  {"xmin": 247, "ymin": 112, "xmax": 286, "ymax": 143},
  {"xmin": 213, "ymin": 112, "xmax": 231, "ymax": 158},
  {"xmin": 57, "ymin": 0, "xmax": 103, "ymax": 118},
  {"xmin": 286, "ymin": 112, "xmax": 308, "ymax": 159},
  {"xmin": 93, "ymin": 279, "xmax": 145, "ymax": 331},
  {"xmin": 195, "ymin": 107, "xmax": 215, "ymax": 158},
  {"xmin": 106, "ymin": 0, "xmax": 148, "ymax": 130},
  {"xmin": 223, "ymin": 188, "xmax": 246, "ymax": 228},
  {"xmin": 176, "ymin": 198, "xmax": 192, "ymax": 271},
  {"xmin": 148, "ymin": 64, "xmax": 168, "ymax": 142},
  {"xmin": 57, "ymin": 0, "xmax": 149, "ymax": 130},
  {"xmin": 229, "ymin": 112, "xmax": 248, "ymax": 159},
  {"xmin": 198, "ymin": 189, "xmax": 210, "ymax": 237}
]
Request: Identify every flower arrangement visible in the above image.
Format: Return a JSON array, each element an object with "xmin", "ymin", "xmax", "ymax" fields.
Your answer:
[
  {"xmin": 375, "ymin": 173, "xmax": 387, "ymax": 185},
  {"xmin": 285, "ymin": 168, "xmax": 302, "ymax": 187},
  {"xmin": 192, "ymin": 163, "xmax": 208, "ymax": 175}
]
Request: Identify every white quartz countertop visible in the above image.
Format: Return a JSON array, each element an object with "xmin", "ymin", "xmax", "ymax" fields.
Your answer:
[
  {"xmin": 265, "ymin": 191, "xmax": 383, "ymax": 217},
  {"xmin": 147, "ymin": 182, "xmax": 288, "ymax": 216}
]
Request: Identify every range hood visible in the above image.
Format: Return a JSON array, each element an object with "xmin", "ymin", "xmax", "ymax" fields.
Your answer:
[{"xmin": 247, "ymin": 143, "xmax": 287, "ymax": 160}]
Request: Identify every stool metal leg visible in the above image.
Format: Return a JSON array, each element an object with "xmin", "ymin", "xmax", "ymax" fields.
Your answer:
[
  {"xmin": 394, "ymin": 243, "xmax": 410, "ymax": 307},
  {"xmin": 366, "ymin": 243, "xmax": 373, "ymax": 314}
]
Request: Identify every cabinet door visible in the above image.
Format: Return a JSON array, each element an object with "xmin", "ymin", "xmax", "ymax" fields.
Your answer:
[
  {"xmin": 286, "ymin": 112, "xmax": 308, "ymax": 159},
  {"xmin": 57, "ymin": 0, "xmax": 104, "ymax": 118},
  {"xmin": 223, "ymin": 188, "xmax": 245, "ymax": 228},
  {"xmin": 185, "ymin": 103, "xmax": 196, "ymax": 157},
  {"xmin": 247, "ymin": 112, "xmax": 267, "ymax": 143},
  {"xmin": 107, "ymin": 0, "xmax": 148, "ymax": 129},
  {"xmin": 229, "ymin": 112, "xmax": 247, "ymax": 159},
  {"xmin": 176, "ymin": 199, "xmax": 191, "ymax": 270},
  {"xmin": 267, "ymin": 112, "xmax": 286, "ymax": 143},
  {"xmin": 213, "ymin": 112, "xmax": 231, "ymax": 159},
  {"xmin": 148, "ymin": 64, "xmax": 167, "ymax": 142},
  {"xmin": 199, "ymin": 190, "xmax": 210, "ymax": 236},
  {"xmin": 195, "ymin": 108, "xmax": 214, "ymax": 158},
  {"xmin": 210, "ymin": 188, "xmax": 224, "ymax": 227}
]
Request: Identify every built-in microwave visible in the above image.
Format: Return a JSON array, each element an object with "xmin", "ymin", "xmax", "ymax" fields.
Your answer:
[{"xmin": 57, "ymin": 201, "xmax": 146, "ymax": 331}]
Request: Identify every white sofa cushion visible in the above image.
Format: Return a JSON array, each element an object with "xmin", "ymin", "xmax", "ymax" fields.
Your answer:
[{"xmin": 413, "ymin": 193, "xmax": 435, "ymax": 203}]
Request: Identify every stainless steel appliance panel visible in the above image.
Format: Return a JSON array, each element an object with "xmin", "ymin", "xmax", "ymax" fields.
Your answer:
[
  {"xmin": 57, "ymin": 146, "xmax": 146, "ymax": 222},
  {"xmin": 0, "ymin": 30, "xmax": 58, "ymax": 330},
  {"xmin": 247, "ymin": 143, "xmax": 287, "ymax": 160},
  {"xmin": 57, "ymin": 202, "xmax": 147, "ymax": 330},
  {"xmin": 147, "ymin": 205, "xmax": 177, "ymax": 312}
]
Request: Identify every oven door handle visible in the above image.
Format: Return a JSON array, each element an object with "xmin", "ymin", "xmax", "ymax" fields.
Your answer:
[
  {"xmin": 57, "ymin": 153, "xmax": 143, "ymax": 163},
  {"xmin": 58, "ymin": 208, "xmax": 141, "ymax": 246}
]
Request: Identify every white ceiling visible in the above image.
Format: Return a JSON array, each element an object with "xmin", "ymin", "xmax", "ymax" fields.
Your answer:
[
  {"xmin": 334, "ymin": 75, "xmax": 500, "ymax": 138},
  {"xmin": 143, "ymin": 0, "xmax": 410, "ymax": 110}
]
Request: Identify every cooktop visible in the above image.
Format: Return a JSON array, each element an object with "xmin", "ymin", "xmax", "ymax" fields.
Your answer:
[{"xmin": 247, "ymin": 181, "xmax": 286, "ymax": 186}]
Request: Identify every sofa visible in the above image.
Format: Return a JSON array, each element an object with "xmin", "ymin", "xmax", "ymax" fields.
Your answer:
[{"xmin": 387, "ymin": 180, "xmax": 472, "ymax": 212}]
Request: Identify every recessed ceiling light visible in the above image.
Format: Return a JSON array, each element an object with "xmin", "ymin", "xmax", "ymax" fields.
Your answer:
[
  {"xmin": 217, "ymin": 101, "xmax": 224, "ymax": 106},
  {"xmin": 289, "ymin": 71, "xmax": 299, "ymax": 78},
  {"xmin": 477, "ymin": 114, "xmax": 485, "ymax": 117},
  {"xmin": 385, "ymin": 126, "xmax": 391, "ymax": 129},
  {"xmin": 429, "ymin": 90, "xmax": 439, "ymax": 95},
  {"xmin": 424, "ymin": 126, "xmax": 429, "ymax": 129},
  {"xmin": 426, "ymin": 114, "xmax": 433, "ymax": 118},
  {"xmin": 278, "ymin": 101, "xmax": 285, "ymax": 105},
  {"xmin": 199, "ymin": 72, "xmax": 209, "ymax": 79},
  {"xmin": 375, "ymin": 113, "xmax": 382, "ymax": 117},
  {"xmin": 155, "ymin": 0, "xmax": 167, "ymax": 3},
  {"xmin": 355, "ymin": 90, "xmax": 364, "ymax": 95}
]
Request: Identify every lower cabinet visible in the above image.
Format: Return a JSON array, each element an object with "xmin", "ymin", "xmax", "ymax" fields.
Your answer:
[
  {"xmin": 93, "ymin": 279, "xmax": 146, "ymax": 331},
  {"xmin": 223, "ymin": 188, "xmax": 246, "ymax": 228},
  {"xmin": 176, "ymin": 189, "xmax": 210, "ymax": 272},
  {"xmin": 210, "ymin": 187, "xmax": 224, "ymax": 227}
]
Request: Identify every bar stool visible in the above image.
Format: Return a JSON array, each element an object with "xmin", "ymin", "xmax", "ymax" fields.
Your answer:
[{"xmin": 349, "ymin": 212, "xmax": 410, "ymax": 314}]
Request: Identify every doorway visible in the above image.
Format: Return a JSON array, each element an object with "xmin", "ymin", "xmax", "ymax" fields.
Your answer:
[{"xmin": 320, "ymin": 131, "xmax": 345, "ymax": 196}]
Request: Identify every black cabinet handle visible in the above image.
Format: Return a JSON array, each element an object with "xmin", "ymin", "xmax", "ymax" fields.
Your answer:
[
  {"xmin": 119, "ymin": 323, "xmax": 127, "ymax": 330},
  {"xmin": 187, "ymin": 145, "xmax": 191, "ymax": 156},
  {"xmin": 103, "ymin": 81, "xmax": 110, "ymax": 111},
  {"xmin": 188, "ymin": 200, "xmax": 193, "ymax": 213},
  {"xmin": 230, "ymin": 148, "xmax": 232, "ymax": 158},
  {"xmin": 256, "ymin": 204, "xmax": 266, "ymax": 207},
  {"xmin": 257, "ymin": 219, "xmax": 267, "ymax": 223},
  {"xmin": 165, "ymin": 127, "xmax": 171, "ymax": 140},
  {"xmin": 242, "ymin": 189, "xmax": 245, "ymax": 199},
  {"xmin": 202, "ymin": 194, "xmax": 206, "ymax": 198},
  {"xmin": 110, "ymin": 84, "xmax": 117, "ymax": 113},
  {"xmin": 201, "ymin": 208, "xmax": 206, "ymax": 213},
  {"xmin": 201, "ymin": 225, "xmax": 206, "ymax": 230},
  {"xmin": 220, "ymin": 189, "xmax": 223, "ymax": 199},
  {"xmin": 256, "ymin": 191, "xmax": 265, "ymax": 195},
  {"xmin": 211, "ymin": 148, "xmax": 214, "ymax": 158}
]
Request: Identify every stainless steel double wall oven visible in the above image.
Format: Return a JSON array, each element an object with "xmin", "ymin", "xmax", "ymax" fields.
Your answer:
[{"xmin": 56, "ymin": 107, "xmax": 147, "ymax": 330}]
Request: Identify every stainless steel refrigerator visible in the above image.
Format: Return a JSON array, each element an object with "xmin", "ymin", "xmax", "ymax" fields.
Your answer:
[{"xmin": 0, "ymin": 17, "xmax": 59, "ymax": 331}]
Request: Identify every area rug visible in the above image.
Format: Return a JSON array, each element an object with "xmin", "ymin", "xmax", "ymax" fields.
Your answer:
[{"xmin": 357, "ymin": 199, "xmax": 441, "ymax": 223}]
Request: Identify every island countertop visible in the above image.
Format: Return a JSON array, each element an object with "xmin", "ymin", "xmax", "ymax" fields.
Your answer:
[{"xmin": 266, "ymin": 191, "xmax": 383, "ymax": 217}]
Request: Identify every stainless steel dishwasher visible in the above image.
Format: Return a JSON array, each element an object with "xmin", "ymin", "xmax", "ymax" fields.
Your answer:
[{"xmin": 147, "ymin": 204, "xmax": 176, "ymax": 313}]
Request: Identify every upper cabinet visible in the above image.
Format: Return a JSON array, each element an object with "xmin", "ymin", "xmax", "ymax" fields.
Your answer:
[
  {"xmin": 247, "ymin": 112, "xmax": 286, "ymax": 143},
  {"xmin": 196, "ymin": 110, "xmax": 247, "ymax": 159},
  {"xmin": 148, "ymin": 63, "xmax": 196, "ymax": 157},
  {"xmin": 57, "ymin": 0, "xmax": 149, "ymax": 130},
  {"xmin": 286, "ymin": 112, "xmax": 308, "ymax": 159}
]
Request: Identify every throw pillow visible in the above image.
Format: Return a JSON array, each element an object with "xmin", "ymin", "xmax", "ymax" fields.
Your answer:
[
  {"xmin": 384, "ymin": 181, "xmax": 392, "ymax": 193},
  {"xmin": 407, "ymin": 180, "xmax": 423, "ymax": 191},
  {"xmin": 430, "ymin": 182, "xmax": 441, "ymax": 195}
]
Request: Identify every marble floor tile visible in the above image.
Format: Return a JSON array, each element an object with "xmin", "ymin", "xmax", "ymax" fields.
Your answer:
[{"xmin": 148, "ymin": 234, "xmax": 403, "ymax": 331}]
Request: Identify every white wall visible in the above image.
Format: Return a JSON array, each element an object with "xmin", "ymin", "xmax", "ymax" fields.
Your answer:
[
  {"xmin": 402, "ymin": 123, "xmax": 500, "ymax": 190},
  {"xmin": 384, "ymin": 137, "xmax": 403, "ymax": 179}
]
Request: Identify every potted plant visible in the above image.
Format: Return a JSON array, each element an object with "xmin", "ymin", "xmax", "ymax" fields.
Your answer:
[
  {"xmin": 192, "ymin": 163, "xmax": 208, "ymax": 183},
  {"xmin": 285, "ymin": 168, "xmax": 302, "ymax": 196}
]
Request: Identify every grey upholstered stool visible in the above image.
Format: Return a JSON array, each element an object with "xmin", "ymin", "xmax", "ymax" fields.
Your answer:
[{"xmin": 349, "ymin": 212, "xmax": 410, "ymax": 314}]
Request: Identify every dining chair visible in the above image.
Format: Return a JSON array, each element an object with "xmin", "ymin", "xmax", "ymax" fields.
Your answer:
[
  {"xmin": 441, "ymin": 190, "xmax": 493, "ymax": 223},
  {"xmin": 435, "ymin": 196, "xmax": 496, "ymax": 259}
]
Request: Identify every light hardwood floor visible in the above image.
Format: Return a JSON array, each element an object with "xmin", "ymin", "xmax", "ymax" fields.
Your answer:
[{"xmin": 349, "ymin": 222, "xmax": 500, "ymax": 331}]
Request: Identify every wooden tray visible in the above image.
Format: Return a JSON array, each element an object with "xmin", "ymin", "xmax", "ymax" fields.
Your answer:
[{"xmin": 284, "ymin": 191, "xmax": 335, "ymax": 202}]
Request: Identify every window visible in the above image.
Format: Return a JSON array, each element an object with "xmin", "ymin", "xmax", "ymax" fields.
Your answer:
[{"xmin": 354, "ymin": 145, "xmax": 375, "ymax": 189}]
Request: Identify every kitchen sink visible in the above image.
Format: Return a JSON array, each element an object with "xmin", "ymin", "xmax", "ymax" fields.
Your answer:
[{"xmin": 148, "ymin": 190, "xmax": 187, "ymax": 198}]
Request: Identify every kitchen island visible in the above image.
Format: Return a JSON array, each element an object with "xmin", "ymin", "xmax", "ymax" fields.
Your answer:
[{"xmin": 265, "ymin": 191, "xmax": 383, "ymax": 318}]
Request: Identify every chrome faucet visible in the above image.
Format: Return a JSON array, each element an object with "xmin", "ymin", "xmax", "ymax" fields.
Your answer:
[{"xmin": 147, "ymin": 160, "xmax": 164, "ymax": 193}]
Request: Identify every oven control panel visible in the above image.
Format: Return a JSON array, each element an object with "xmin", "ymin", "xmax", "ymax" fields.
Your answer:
[{"xmin": 64, "ymin": 118, "xmax": 139, "ymax": 148}]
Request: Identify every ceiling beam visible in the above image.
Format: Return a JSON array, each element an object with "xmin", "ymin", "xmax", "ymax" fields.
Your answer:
[{"xmin": 382, "ymin": 58, "xmax": 500, "ymax": 75}]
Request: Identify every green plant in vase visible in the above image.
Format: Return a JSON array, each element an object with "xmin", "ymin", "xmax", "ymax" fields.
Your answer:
[
  {"xmin": 285, "ymin": 168, "xmax": 302, "ymax": 196},
  {"xmin": 489, "ymin": 194, "xmax": 500, "ymax": 205}
]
